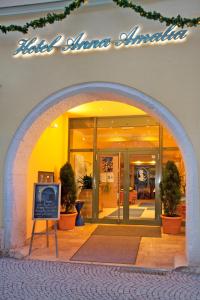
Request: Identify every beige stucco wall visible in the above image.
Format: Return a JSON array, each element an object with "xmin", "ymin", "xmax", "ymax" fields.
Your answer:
[{"xmin": 0, "ymin": 1, "xmax": 200, "ymax": 233}]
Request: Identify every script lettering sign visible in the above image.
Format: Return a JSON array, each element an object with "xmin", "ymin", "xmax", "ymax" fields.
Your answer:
[{"xmin": 13, "ymin": 25, "xmax": 189, "ymax": 57}]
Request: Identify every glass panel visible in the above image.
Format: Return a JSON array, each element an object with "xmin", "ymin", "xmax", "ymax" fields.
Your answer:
[
  {"xmin": 70, "ymin": 118, "xmax": 94, "ymax": 129},
  {"xmin": 97, "ymin": 126, "xmax": 159, "ymax": 149},
  {"xmin": 70, "ymin": 152, "xmax": 93, "ymax": 218},
  {"xmin": 162, "ymin": 149, "xmax": 186, "ymax": 197},
  {"xmin": 119, "ymin": 154, "xmax": 124, "ymax": 220},
  {"xmin": 69, "ymin": 118, "xmax": 94, "ymax": 149},
  {"xmin": 128, "ymin": 153, "xmax": 156, "ymax": 220},
  {"xmin": 98, "ymin": 153, "xmax": 120, "ymax": 220},
  {"xmin": 70, "ymin": 128, "xmax": 94, "ymax": 149},
  {"xmin": 97, "ymin": 116, "xmax": 158, "ymax": 128},
  {"xmin": 163, "ymin": 127, "xmax": 178, "ymax": 147}
]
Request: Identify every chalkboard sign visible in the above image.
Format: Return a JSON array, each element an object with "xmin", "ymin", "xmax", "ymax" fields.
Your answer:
[{"xmin": 33, "ymin": 183, "xmax": 61, "ymax": 220}]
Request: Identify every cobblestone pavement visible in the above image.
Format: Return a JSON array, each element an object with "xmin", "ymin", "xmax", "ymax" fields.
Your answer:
[{"xmin": 0, "ymin": 258, "xmax": 200, "ymax": 300}]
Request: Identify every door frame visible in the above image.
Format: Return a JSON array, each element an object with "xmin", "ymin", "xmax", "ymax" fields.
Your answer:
[
  {"xmin": 126, "ymin": 150, "xmax": 161, "ymax": 224},
  {"xmin": 94, "ymin": 150, "xmax": 121, "ymax": 224},
  {"xmin": 94, "ymin": 148, "xmax": 161, "ymax": 225}
]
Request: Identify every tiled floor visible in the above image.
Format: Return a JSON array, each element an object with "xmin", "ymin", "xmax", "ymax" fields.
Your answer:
[
  {"xmin": 98, "ymin": 200, "xmax": 156, "ymax": 219},
  {"xmin": 18, "ymin": 223, "xmax": 186, "ymax": 269}
]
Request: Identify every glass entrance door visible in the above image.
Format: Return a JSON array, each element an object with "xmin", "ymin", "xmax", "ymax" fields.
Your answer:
[
  {"xmin": 96, "ymin": 151, "xmax": 160, "ymax": 224},
  {"xmin": 127, "ymin": 152, "xmax": 160, "ymax": 222},
  {"xmin": 97, "ymin": 152, "xmax": 123, "ymax": 223}
]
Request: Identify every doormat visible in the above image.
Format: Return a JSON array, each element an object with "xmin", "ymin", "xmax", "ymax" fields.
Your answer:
[
  {"xmin": 70, "ymin": 235, "xmax": 141, "ymax": 264},
  {"xmin": 139, "ymin": 202, "xmax": 155, "ymax": 207},
  {"xmin": 106, "ymin": 208, "xmax": 144, "ymax": 218},
  {"xmin": 92, "ymin": 225, "xmax": 161, "ymax": 237}
]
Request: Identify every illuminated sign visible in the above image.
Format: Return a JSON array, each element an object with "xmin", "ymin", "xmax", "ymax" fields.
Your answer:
[{"xmin": 13, "ymin": 25, "xmax": 189, "ymax": 57}]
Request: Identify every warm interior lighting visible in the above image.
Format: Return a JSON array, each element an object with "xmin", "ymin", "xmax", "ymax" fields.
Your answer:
[
  {"xmin": 68, "ymin": 101, "xmax": 146, "ymax": 117},
  {"xmin": 141, "ymin": 136, "xmax": 158, "ymax": 142},
  {"xmin": 50, "ymin": 123, "xmax": 58, "ymax": 128},
  {"xmin": 134, "ymin": 160, "xmax": 142, "ymax": 164},
  {"xmin": 108, "ymin": 137, "xmax": 128, "ymax": 142},
  {"xmin": 131, "ymin": 160, "xmax": 156, "ymax": 165},
  {"xmin": 121, "ymin": 127, "xmax": 135, "ymax": 129},
  {"xmin": 150, "ymin": 160, "xmax": 156, "ymax": 164}
]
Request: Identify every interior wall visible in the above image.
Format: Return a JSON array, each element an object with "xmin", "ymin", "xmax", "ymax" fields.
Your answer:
[{"xmin": 26, "ymin": 115, "xmax": 67, "ymax": 238}]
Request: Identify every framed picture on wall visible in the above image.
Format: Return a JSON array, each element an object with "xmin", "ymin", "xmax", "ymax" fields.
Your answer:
[
  {"xmin": 101, "ymin": 156, "xmax": 113, "ymax": 172},
  {"xmin": 38, "ymin": 171, "xmax": 54, "ymax": 183}
]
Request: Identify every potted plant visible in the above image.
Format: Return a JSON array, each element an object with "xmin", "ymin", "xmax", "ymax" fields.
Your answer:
[
  {"xmin": 78, "ymin": 174, "xmax": 93, "ymax": 218},
  {"xmin": 58, "ymin": 162, "xmax": 77, "ymax": 230},
  {"xmin": 160, "ymin": 160, "xmax": 182, "ymax": 234},
  {"xmin": 78, "ymin": 174, "xmax": 93, "ymax": 190},
  {"xmin": 176, "ymin": 175, "xmax": 186, "ymax": 221}
]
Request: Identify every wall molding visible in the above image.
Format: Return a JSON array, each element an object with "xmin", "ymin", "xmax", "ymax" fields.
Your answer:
[
  {"xmin": 0, "ymin": 0, "xmax": 112, "ymax": 17},
  {"xmin": 0, "ymin": 228, "xmax": 4, "ymax": 249}
]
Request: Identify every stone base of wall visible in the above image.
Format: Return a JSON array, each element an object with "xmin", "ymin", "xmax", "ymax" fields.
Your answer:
[
  {"xmin": 0, "ymin": 248, "xmax": 25, "ymax": 259},
  {"xmin": 0, "ymin": 228, "xmax": 27, "ymax": 258},
  {"xmin": 0, "ymin": 228, "xmax": 4, "ymax": 249}
]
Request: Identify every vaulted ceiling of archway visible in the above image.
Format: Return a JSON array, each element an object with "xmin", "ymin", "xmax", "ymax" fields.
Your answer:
[{"xmin": 67, "ymin": 101, "xmax": 146, "ymax": 117}]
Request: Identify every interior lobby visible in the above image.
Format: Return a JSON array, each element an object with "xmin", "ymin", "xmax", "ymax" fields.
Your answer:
[{"xmin": 26, "ymin": 100, "xmax": 186, "ymax": 236}]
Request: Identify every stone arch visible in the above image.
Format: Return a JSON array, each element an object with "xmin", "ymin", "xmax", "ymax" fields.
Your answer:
[{"xmin": 3, "ymin": 82, "xmax": 200, "ymax": 265}]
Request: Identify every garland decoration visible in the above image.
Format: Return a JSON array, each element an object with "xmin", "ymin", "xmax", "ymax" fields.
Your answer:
[
  {"xmin": 0, "ymin": 0, "xmax": 199, "ymax": 34},
  {"xmin": 113, "ymin": 0, "xmax": 200, "ymax": 28},
  {"xmin": 0, "ymin": 0, "xmax": 85, "ymax": 34}
]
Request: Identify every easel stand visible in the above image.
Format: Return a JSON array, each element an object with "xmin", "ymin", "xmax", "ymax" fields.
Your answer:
[{"xmin": 29, "ymin": 220, "xmax": 58, "ymax": 258}]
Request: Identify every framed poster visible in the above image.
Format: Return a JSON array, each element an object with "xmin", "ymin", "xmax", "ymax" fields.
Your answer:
[
  {"xmin": 38, "ymin": 171, "xmax": 54, "ymax": 183},
  {"xmin": 33, "ymin": 183, "xmax": 61, "ymax": 220},
  {"xmin": 101, "ymin": 156, "xmax": 113, "ymax": 172},
  {"xmin": 134, "ymin": 165, "xmax": 156, "ymax": 199}
]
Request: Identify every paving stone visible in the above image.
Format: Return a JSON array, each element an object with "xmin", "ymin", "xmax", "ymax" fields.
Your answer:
[{"xmin": 0, "ymin": 258, "xmax": 200, "ymax": 300}]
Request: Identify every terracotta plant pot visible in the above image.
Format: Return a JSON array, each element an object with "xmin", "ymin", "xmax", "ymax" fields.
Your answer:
[
  {"xmin": 58, "ymin": 212, "xmax": 77, "ymax": 230},
  {"xmin": 161, "ymin": 215, "xmax": 182, "ymax": 234},
  {"xmin": 176, "ymin": 204, "xmax": 186, "ymax": 221}
]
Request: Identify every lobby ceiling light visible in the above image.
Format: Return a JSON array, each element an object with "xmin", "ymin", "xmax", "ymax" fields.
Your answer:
[
  {"xmin": 50, "ymin": 123, "xmax": 58, "ymax": 128},
  {"xmin": 121, "ymin": 127, "xmax": 135, "ymax": 129},
  {"xmin": 134, "ymin": 160, "xmax": 142, "ymax": 164},
  {"xmin": 150, "ymin": 160, "xmax": 156, "ymax": 164},
  {"xmin": 141, "ymin": 136, "xmax": 158, "ymax": 142},
  {"xmin": 108, "ymin": 137, "xmax": 127, "ymax": 142},
  {"xmin": 131, "ymin": 160, "xmax": 156, "ymax": 165}
]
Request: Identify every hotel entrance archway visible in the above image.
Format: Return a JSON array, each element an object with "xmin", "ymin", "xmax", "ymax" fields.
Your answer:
[{"xmin": 4, "ymin": 82, "xmax": 200, "ymax": 265}]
